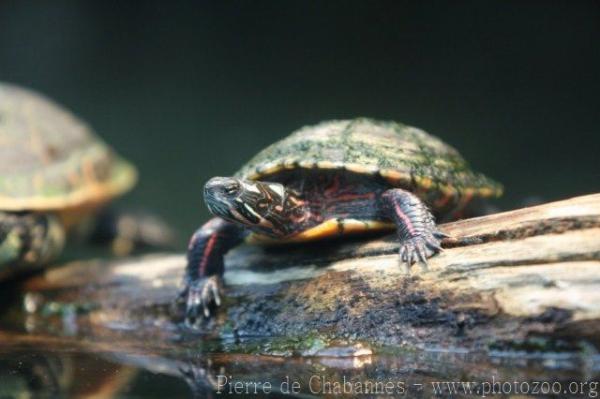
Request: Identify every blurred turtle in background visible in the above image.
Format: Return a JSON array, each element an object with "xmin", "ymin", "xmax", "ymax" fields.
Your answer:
[{"xmin": 0, "ymin": 82, "xmax": 173, "ymax": 280}]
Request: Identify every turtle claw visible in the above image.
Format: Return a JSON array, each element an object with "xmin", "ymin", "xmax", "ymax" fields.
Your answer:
[
  {"xmin": 415, "ymin": 240, "xmax": 428, "ymax": 264},
  {"xmin": 184, "ymin": 275, "xmax": 223, "ymax": 326},
  {"xmin": 398, "ymin": 233, "xmax": 442, "ymax": 271},
  {"xmin": 434, "ymin": 231, "xmax": 451, "ymax": 239}
]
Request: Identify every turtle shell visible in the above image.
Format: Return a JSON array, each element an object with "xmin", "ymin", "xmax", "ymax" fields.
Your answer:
[
  {"xmin": 235, "ymin": 118, "xmax": 502, "ymax": 213},
  {"xmin": 0, "ymin": 83, "xmax": 136, "ymax": 212}
]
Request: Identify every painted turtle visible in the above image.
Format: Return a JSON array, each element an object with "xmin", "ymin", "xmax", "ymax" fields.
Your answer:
[
  {"xmin": 184, "ymin": 118, "xmax": 502, "ymax": 320},
  {"xmin": 0, "ymin": 82, "xmax": 167, "ymax": 279}
]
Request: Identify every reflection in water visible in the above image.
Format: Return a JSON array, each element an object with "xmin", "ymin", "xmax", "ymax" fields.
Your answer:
[
  {"xmin": 0, "ymin": 349, "xmax": 188, "ymax": 398},
  {"xmin": 0, "ymin": 336, "xmax": 598, "ymax": 398},
  {"xmin": 0, "ymin": 353, "xmax": 65, "ymax": 396},
  {"xmin": 0, "ymin": 351, "xmax": 140, "ymax": 398},
  {"xmin": 178, "ymin": 348, "xmax": 600, "ymax": 398}
]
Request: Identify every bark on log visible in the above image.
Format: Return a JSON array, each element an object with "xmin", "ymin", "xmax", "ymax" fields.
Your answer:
[{"xmin": 17, "ymin": 193, "xmax": 600, "ymax": 353}]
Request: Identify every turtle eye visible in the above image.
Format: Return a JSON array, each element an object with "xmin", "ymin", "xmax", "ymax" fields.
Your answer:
[{"xmin": 223, "ymin": 182, "xmax": 240, "ymax": 196}]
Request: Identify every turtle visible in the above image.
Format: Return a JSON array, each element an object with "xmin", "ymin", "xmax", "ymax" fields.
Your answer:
[
  {"xmin": 0, "ymin": 82, "xmax": 170, "ymax": 280},
  {"xmin": 183, "ymin": 118, "xmax": 502, "ymax": 321}
]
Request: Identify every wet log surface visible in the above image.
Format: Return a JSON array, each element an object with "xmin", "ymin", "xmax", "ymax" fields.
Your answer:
[{"xmin": 14, "ymin": 193, "xmax": 600, "ymax": 354}]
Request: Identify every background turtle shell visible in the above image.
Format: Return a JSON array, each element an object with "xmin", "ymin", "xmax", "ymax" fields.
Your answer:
[
  {"xmin": 235, "ymin": 118, "xmax": 502, "ymax": 208},
  {"xmin": 0, "ymin": 83, "xmax": 136, "ymax": 212}
]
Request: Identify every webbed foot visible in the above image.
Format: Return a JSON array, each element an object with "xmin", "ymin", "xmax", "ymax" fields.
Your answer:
[{"xmin": 183, "ymin": 275, "xmax": 223, "ymax": 325}]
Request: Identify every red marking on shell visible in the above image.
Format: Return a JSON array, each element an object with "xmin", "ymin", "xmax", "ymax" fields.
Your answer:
[
  {"xmin": 450, "ymin": 190, "xmax": 474, "ymax": 219},
  {"xmin": 324, "ymin": 175, "xmax": 341, "ymax": 196},
  {"xmin": 333, "ymin": 192, "xmax": 375, "ymax": 202},
  {"xmin": 434, "ymin": 192, "xmax": 453, "ymax": 209}
]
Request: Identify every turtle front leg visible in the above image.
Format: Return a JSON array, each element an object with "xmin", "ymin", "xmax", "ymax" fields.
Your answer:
[
  {"xmin": 380, "ymin": 189, "xmax": 445, "ymax": 270},
  {"xmin": 0, "ymin": 212, "xmax": 65, "ymax": 270},
  {"xmin": 183, "ymin": 217, "xmax": 246, "ymax": 323}
]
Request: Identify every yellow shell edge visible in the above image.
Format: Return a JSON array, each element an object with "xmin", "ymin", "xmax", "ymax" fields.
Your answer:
[
  {"xmin": 246, "ymin": 218, "xmax": 395, "ymax": 245},
  {"xmin": 0, "ymin": 157, "xmax": 137, "ymax": 212}
]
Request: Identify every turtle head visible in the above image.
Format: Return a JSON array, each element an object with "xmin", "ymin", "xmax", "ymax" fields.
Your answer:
[{"xmin": 203, "ymin": 177, "xmax": 294, "ymax": 236}]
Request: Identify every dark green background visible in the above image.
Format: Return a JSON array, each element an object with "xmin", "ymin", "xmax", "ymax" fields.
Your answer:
[{"xmin": 0, "ymin": 1, "xmax": 598, "ymax": 246}]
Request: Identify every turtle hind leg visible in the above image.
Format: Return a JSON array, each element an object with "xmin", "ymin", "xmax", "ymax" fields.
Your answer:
[
  {"xmin": 0, "ymin": 212, "xmax": 65, "ymax": 269},
  {"xmin": 380, "ymin": 189, "xmax": 445, "ymax": 270}
]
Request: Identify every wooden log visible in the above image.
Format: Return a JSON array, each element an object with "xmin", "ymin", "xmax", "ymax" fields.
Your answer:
[{"xmin": 17, "ymin": 193, "xmax": 600, "ymax": 353}]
